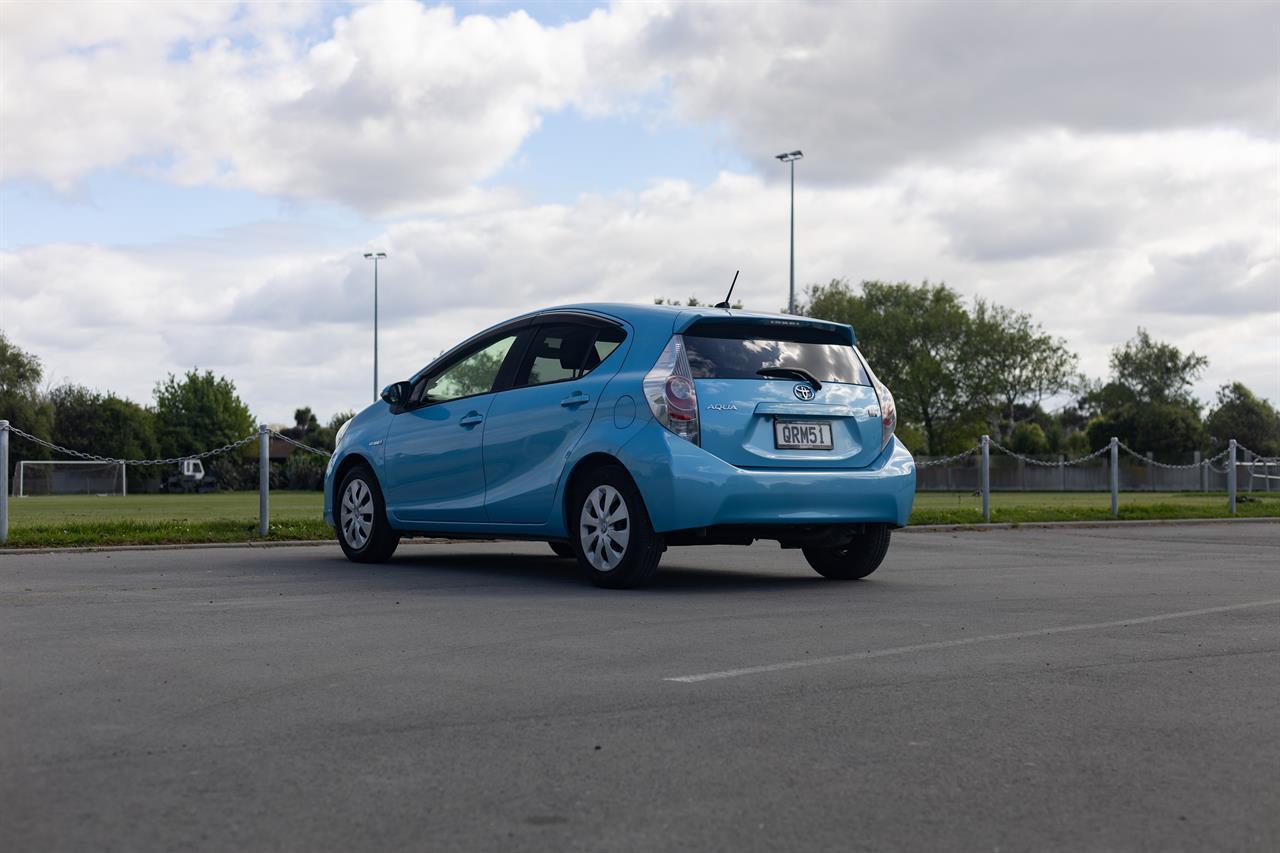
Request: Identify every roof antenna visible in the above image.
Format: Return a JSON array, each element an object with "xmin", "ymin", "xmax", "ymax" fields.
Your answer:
[{"xmin": 715, "ymin": 270, "xmax": 739, "ymax": 309}]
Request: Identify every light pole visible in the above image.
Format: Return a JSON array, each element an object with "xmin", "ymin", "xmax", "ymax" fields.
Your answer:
[
  {"xmin": 363, "ymin": 251, "xmax": 386, "ymax": 400},
  {"xmin": 775, "ymin": 150, "xmax": 803, "ymax": 314}
]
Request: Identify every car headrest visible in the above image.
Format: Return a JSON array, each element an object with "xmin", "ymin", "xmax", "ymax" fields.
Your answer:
[{"xmin": 558, "ymin": 330, "xmax": 595, "ymax": 370}]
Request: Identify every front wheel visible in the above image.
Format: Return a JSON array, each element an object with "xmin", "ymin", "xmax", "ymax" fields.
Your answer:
[
  {"xmin": 803, "ymin": 525, "xmax": 892, "ymax": 580},
  {"xmin": 571, "ymin": 466, "xmax": 664, "ymax": 589},
  {"xmin": 336, "ymin": 464, "xmax": 400, "ymax": 563}
]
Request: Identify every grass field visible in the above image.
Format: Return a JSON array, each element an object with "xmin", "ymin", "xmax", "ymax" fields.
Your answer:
[
  {"xmin": 911, "ymin": 490, "xmax": 1280, "ymax": 524},
  {"xmin": 3, "ymin": 493, "xmax": 331, "ymax": 548},
  {"xmin": 3, "ymin": 489, "xmax": 1277, "ymax": 548}
]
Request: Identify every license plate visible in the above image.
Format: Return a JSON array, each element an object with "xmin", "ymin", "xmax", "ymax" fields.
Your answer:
[{"xmin": 774, "ymin": 419, "xmax": 833, "ymax": 450}]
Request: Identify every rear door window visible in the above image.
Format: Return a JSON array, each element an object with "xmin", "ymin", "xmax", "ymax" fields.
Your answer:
[
  {"xmin": 513, "ymin": 321, "xmax": 626, "ymax": 389},
  {"xmin": 683, "ymin": 324, "xmax": 869, "ymax": 386}
]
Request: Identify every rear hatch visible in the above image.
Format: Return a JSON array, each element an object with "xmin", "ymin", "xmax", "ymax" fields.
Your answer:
[{"xmin": 681, "ymin": 318, "xmax": 883, "ymax": 469}]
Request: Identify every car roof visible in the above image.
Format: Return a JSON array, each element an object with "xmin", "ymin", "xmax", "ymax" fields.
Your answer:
[
  {"xmin": 538, "ymin": 302, "xmax": 856, "ymax": 341},
  {"xmin": 412, "ymin": 301, "xmax": 857, "ymax": 383}
]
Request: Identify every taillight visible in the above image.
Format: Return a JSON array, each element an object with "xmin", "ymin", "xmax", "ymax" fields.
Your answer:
[
  {"xmin": 873, "ymin": 376, "xmax": 896, "ymax": 451},
  {"xmin": 643, "ymin": 335, "xmax": 700, "ymax": 445}
]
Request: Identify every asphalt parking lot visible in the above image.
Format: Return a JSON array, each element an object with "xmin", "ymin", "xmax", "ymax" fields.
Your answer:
[{"xmin": 2, "ymin": 523, "xmax": 1278, "ymax": 852}]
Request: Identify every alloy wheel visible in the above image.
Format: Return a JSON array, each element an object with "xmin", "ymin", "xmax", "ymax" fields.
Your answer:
[
  {"xmin": 341, "ymin": 478, "xmax": 375, "ymax": 550},
  {"xmin": 579, "ymin": 484, "xmax": 631, "ymax": 571}
]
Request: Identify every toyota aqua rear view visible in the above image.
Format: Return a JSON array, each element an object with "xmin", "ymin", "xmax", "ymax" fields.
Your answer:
[{"xmin": 324, "ymin": 304, "xmax": 915, "ymax": 587}]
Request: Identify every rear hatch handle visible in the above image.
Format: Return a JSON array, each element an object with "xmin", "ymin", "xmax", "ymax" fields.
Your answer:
[{"xmin": 756, "ymin": 367, "xmax": 822, "ymax": 390}]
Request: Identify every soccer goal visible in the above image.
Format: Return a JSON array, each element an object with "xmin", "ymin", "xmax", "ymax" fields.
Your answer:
[{"xmin": 15, "ymin": 461, "xmax": 127, "ymax": 497}]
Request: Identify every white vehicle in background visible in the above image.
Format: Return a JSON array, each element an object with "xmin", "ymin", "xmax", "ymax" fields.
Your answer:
[{"xmin": 162, "ymin": 459, "xmax": 217, "ymax": 493}]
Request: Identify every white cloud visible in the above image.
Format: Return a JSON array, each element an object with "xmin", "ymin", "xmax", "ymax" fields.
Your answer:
[
  {"xmin": 0, "ymin": 0, "xmax": 667, "ymax": 214},
  {"xmin": 8, "ymin": 2, "xmax": 1275, "ymax": 213},
  {"xmin": 640, "ymin": 1, "xmax": 1280, "ymax": 182}
]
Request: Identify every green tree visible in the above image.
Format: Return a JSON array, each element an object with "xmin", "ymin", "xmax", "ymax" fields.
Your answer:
[
  {"xmin": 801, "ymin": 279, "xmax": 978, "ymax": 455},
  {"xmin": 1008, "ymin": 421, "xmax": 1050, "ymax": 456},
  {"xmin": 1204, "ymin": 383, "xmax": 1280, "ymax": 456},
  {"xmin": 153, "ymin": 370, "xmax": 255, "ymax": 456},
  {"xmin": 50, "ymin": 385, "xmax": 158, "ymax": 458},
  {"xmin": 282, "ymin": 407, "xmax": 321, "ymax": 443},
  {"xmin": 1086, "ymin": 403, "xmax": 1205, "ymax": 462},
  {"xmin": 277, "ymin": 406, "xmax": 348, "ymax": 489},
  {"xmin": 1109, "ymin": 328, "xmax": 1208, "ymax": 407},
  {"xmin": 49, "ymin": 384, "xmax": 158, "ymax": 489},
  {"xmin": 0, "ymin": 331, "xmax": 54, "ymax": 468},
  {"xmin": 154, "ymin": 370, "xmax": 255, "ymax": 488},
  {"xmin": 1080, "ymin": 329, "xmax": 1209, "ymax": 460},
  {"xmin": 969, "ymin": 300, "xmax": 1077, "ymax": 439},
  {"xmin": 1077, "ymin": 378, "xmax": 1138, "ymax": 418},
  {"xmin": 295, "ymin": 407, "xmax": 320, "ymax": 434}
]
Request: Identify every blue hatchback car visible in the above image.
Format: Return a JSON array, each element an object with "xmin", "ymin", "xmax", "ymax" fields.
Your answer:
[{"xmin": 324, "ymin": 303, "xmax": 915, "ymax": 587}]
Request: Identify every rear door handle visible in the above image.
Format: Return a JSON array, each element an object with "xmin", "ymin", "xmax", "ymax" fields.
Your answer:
[
  {"xmin": 459, "ymin": 412, "xmax": 484, "ymax": 427},
  {"xmin": 560, "ymin": 392, "xmax": 591, "ymax": 407}
]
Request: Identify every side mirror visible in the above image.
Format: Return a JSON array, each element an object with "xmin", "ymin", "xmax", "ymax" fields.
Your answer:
[{"xmin": 381, "ymin": 381, "xmax": 413, "ymax": 407}]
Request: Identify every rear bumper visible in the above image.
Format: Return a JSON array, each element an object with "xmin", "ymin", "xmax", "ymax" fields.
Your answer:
[{"xmin": 617, "ymin": 422, "xmax": 916, "ymax": 532}]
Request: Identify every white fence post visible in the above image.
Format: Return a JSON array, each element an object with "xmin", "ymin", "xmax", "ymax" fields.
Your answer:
[
  {"xmin": 259, "ymin": 425, "xmax": 270, "ymax": 537},
  {"xmin": 1109, "ymin": 437, "xmax": 1119, "ymax": 516},
  {"xmin": 1195, "ymin": 450, "xmax": 1204, "ymax": 492},
  {"xmin": 981, "ymin": 434, "xmax": 991, "ymax": 522},
  {"xmin": 0, "ymin": 421, "xmax": 9, "ymax": 544},
  {"xmin": 1227, "ymin": 439, "xmax": 1237, "ymax": 515}
]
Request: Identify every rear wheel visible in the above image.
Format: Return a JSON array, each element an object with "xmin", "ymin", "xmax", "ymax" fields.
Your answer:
[
  {"xmin": 571, "ymin": 466, "xmax": 664, "ymax": 588},
  {"xmin": 803, "ymin": 525, "xmax": 892, "ymax": 580},
  {"xmin": 336, "ymin": 464, "xmax": 400, "ymax": 563}
]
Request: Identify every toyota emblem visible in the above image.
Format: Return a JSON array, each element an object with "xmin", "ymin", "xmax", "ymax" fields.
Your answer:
[{"xmin": 793, "ymin": 384, "xmax": 815, "ymax": 401}]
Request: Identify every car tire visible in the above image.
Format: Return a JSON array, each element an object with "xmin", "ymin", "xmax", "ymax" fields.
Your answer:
[
  {"xmin": 336, "ymin": 464, "xmax": 400, "ymax": 564},
  {"xmin": 548, "ymin": 541, "xmax": 576, "ymax": 559},
  {"xmin": 803, "ymin": 525, "xmax": 892, "ymax": 580},
  {"xmin": 571, "ymin": 465, "xmax": 664, "ymax": 589}
]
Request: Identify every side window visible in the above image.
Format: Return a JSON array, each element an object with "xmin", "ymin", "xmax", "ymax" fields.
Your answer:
[
  {"xmin": 514, "ymin": 322, "xmax": 625, "ymax": 389},
  {"xmin": 592, "ymin": 324, "xmax": 625, "ymax": 364},
  {"xmin": 417, "ymin": 334, "xmax": 517, "ymax": 404}
]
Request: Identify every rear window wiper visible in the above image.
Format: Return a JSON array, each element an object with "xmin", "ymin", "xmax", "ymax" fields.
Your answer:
[{"xmin": 756, "ymin": 367, "xmax": 822, "ymax": 390}]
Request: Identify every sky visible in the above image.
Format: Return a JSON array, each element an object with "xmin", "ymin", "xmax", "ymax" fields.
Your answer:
[{"xmin": 1, "ymin": 0, "xmax": 1277, "ymax": 427}]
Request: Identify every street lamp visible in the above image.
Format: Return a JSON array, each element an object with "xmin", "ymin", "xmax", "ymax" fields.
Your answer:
[
  {"xmin": 363, "ymin": 252, "xmax": 386, "ymax": 400},
  {"xmin": 775, "ymin": 150, "xmax": 803, "ymax": 314}
]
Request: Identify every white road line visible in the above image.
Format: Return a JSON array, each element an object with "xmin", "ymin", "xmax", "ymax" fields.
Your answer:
[{"xmin": 664, "ymin": 597, "xmax": 1280, "ymax": 684}]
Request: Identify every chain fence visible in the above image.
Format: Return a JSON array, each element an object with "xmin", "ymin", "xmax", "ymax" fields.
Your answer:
[
  {"xmin": 915, "ymin": 446, "xmax": 980, "ymax": 469},
  {"xmin": 1239, "ymin": 444, "xmax": 1280, "ymax": 492},
  {"xmin": 4, "ymin": 424, "xmax": 262, "ymax": 466},
  {"xmin": 1115, "ymin": 440, "xmax": 1231, "ymax": 470},
  {"xmin": 990, "ymin": 439, "xmax": 1112, "ymax": 468},
  {"xmin": 269, "ymin": 431, "xmax": 333, "ymax": 458},
  {"xmin": 0, "ymin": 420, "xmax": 337, "ymax": 542},
  {"xmin": 0, "ymin": 419, "xmax": 1272, "ymax": 541},
  {"xmin": 913, "ymin": 434, "xmax": 1267, "ymax": 520}
]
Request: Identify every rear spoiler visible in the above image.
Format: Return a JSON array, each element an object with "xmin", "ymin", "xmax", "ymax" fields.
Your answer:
[{"xmin": 673, "ymin": 311, "xmax": 856, "ymax": 347}]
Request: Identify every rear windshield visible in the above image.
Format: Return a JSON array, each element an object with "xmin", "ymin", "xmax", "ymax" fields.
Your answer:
[{"xmin": 683, "ymin": 327, "xmax": 870, "ymax": 386}]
